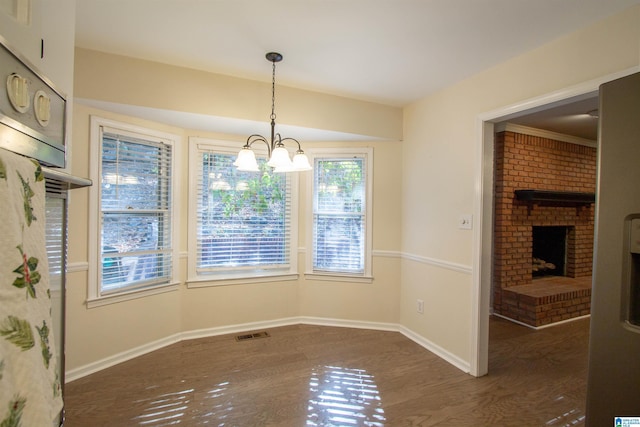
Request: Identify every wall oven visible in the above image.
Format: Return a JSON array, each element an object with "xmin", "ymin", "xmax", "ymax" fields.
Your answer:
[{"xmin": 1, "ymin": 36, "xmax": 91, "ymax": 426}]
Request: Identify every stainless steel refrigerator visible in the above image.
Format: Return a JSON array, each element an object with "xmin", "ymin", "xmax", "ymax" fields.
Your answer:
[{"xmin": 586, "ymin": 71, "xmax": 640, "ymax": 425}]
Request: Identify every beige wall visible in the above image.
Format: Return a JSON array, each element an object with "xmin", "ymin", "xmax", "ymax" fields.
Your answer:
[
  {"xmin": 74, "ymin": 48, "xmax": 403, "ymax": 141},
  {"xmin": 401, "ymin": 5, "xmax": 640, "ymax": 364},
  {"xmin": 68, "ymin": 5, "xmax": 640, "ymax": 377},
  {"xmin": 68, "ymin": 59, "xmax": 403, "ymax": 373}
]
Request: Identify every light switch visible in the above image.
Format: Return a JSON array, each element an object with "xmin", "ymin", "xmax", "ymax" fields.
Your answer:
[{"xmin": 459, "ymin": 214, "xmax": 473, "ymax": 230}]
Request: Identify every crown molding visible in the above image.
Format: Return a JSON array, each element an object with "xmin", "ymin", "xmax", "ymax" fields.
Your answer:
[{"xmin": 495, "ymin": 123, "xmax": 596, "ymax": 148}]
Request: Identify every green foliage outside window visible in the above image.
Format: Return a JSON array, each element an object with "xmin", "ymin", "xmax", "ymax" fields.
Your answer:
[{"xmin": 198, "ymin": 152, "xmax": 289, "ymax": 269}]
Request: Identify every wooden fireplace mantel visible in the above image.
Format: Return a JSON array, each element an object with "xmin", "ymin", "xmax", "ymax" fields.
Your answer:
[{"xmin": 515, "ymin": 189, "xmax": 595, "ymax": 214}]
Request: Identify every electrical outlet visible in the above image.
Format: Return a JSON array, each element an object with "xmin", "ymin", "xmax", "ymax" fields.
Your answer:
[{"xmin": 417, "ymin": 299, "xmax": 424, "ymax": 314}]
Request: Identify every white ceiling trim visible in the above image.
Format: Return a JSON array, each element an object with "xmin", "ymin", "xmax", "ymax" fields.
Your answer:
[{"xmin": 495, "ymin": 123, "xmax": 596, "ymax": 147}]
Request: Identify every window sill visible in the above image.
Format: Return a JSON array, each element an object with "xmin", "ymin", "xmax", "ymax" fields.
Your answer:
[
  {"xmin": 304, "ymin": 273, "xmax": 373, "ymax": 284},
  {"xmin": 87, "ymin": 281, "xmax": 181, "ymax": 308},
  {"xmin": 187, "ymin": 273, "xmax": 299, "ymax": 288}
]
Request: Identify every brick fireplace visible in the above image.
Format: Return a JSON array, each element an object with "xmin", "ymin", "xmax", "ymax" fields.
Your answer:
[{"xmin": 493, "ymin": 129, "xmax": 596, "ymax": 327}]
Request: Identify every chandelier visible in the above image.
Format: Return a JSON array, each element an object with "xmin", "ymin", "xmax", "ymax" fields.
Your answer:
[{"xmin": 234, "ymin": 52, "xmax": 312, "ymax": 173}]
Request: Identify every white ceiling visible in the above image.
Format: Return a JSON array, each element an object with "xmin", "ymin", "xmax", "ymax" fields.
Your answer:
[{"xmin": 75, "ymin": 0, "xmax": 639, "ymax": 139}]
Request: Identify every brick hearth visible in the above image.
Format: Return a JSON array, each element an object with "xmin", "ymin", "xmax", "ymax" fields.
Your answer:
[
  {"xmin": 493, "ymin": 130, "xmax": 596, "ymax": 327},
  {"xmin": 500, "ymin": 276, "xmax": 592, "ymax": 327}
]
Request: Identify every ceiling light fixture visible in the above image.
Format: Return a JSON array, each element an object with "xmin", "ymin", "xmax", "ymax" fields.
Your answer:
[{"xmin": 234, "ymin": 52, "xmax": 311, "ymax": 173}]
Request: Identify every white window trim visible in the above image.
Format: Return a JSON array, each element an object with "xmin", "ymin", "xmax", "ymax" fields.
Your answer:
[
  {"xmin": 186, "ymin": 136, "xmax": 300, "ymax": 286},
  {"xmin": 305, "ymin": 147, "xmax": 374, "ymax": 282},
  {"xmin": 87, "ymin": 116, "xmax": 182, "ymax": 307}
]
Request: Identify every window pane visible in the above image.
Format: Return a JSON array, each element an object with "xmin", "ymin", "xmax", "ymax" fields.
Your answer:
[
  {"xmin": 102, "ymin": 136, "xmax": 171, "ymax": 211},
  {"xmin": 313, "ymin": 157, "xmax": 366, "ymax": 274},
  {"xmin": 196, "ymin": 150, "xmax": 291, "ymax": 272},
  {"xmin": 101, "ymin": 213, "xmax": 171, "ymax": 292},
  {"xmin": 102, "ymin": 213, "xmax": 170, "ymax": 252},
  {"xmin": 101, "ymin": 252, "xmax": 171, "ymax": 292},
  {"xmin": 313, "ymin": 214, "xmax": 364, "ymax": 273},
  {"xmin": 316, "ymin": 159, "xmax": 364, "ymax": 213}
]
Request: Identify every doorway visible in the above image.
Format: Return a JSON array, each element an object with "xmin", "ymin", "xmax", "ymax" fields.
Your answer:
[{"xmin": 473, "ymin": 76, "xmax": 611, "ymax": 376}]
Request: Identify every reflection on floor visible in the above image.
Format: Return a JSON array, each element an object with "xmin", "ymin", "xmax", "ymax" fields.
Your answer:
[
  {"xmin": 308, "ymin": 365, "xmax": 385, "ymax": 426},
  {"xmin": 64, "ymin": 316, "xmax": 589, "ymax": 426}
]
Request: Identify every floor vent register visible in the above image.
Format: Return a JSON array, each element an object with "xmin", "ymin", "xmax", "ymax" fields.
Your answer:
[{"xmin": 235, "ymin": 331, "xmax": 271, "ymax": 341}]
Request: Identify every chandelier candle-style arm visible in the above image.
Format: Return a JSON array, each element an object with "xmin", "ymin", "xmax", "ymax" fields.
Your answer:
[{"xmin": 234, "ymin": 51, "xmax": 312, "ymax": 173}]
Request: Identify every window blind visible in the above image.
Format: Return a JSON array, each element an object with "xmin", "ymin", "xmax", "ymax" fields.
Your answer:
[
  {"xmin": 195, "ymin": 145, "xmax": 291, "ymax": 274},
  {"xmin": 313, "ymin": 157, "xmax": 366, "ymax": 274},
  {"xmin": 100, "ymin": 131, "xmax": 173, "ymax": 293}
]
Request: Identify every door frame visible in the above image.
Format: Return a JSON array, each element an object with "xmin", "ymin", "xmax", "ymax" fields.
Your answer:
[{"xmin": 470, "ymin": 67, "xmax": 640, "ymax": 377}]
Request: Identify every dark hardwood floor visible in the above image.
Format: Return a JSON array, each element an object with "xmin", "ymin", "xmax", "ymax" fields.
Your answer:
[{"xmin": 64, "ymin": 316, "xmax": 589, "ymax": 426}]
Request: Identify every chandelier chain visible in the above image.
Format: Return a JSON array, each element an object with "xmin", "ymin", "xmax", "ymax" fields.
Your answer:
[{"xmin": 270, "ymin": 59, "xmax": 276, "ymax": 121}]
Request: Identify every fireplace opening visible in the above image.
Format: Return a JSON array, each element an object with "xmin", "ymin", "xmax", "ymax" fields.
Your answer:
[{"xmin": 532, "ymin": 226, "xmax": 568, "ymax": 277}]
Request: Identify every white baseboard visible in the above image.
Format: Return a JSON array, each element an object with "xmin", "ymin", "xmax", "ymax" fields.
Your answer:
[
  {"xmin": 65, "ymin": 317, "xmax": 469, "ymax": 382},
  {"xmin": 65, "ymin": 332, "xmax": 182, "ymax": 383},
  {"xmin": 399, "ymin": 326, "xmax": 471, "ymax": 373},
  {"xmin": 180, "ymin": 317, "xmax": 302, "ymax": 341},
  {"xmin": 297, "ymin": 316, "xmax": 398, "ymax": 332},
  {"xmin": 492, "ymin": 312, "xmax": 591, "ymax": 330}
]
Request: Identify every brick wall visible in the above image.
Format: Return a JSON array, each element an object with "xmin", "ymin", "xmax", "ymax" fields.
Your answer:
[{"xmin": 493, "ymin": 131, "xmax": 596, "ymax": 324}]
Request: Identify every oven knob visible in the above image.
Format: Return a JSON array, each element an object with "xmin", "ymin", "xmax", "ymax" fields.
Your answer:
[
  {"xmin": 6, "ymin": 73, "xmax": 30, "ymax": 113},
  {"xmin": 34, "ymin": 90, "xmax": 51, "ymax": 127}
]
